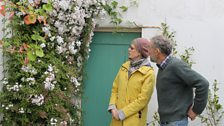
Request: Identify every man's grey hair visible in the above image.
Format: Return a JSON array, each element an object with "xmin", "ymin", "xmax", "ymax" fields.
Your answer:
[{"xmin": 151, "ymin": 35, "xmax": 173, "ymax": 56}]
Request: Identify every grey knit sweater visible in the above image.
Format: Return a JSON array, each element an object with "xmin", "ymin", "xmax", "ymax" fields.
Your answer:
[{"xmin": 156, "ymin": 56, "xmax": 209, "ymax": 122}]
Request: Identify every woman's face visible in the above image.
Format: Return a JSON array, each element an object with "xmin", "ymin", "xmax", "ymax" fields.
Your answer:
[{"xmin": 128, "ymin": 44, "xmax": 141, "ymax": 61}]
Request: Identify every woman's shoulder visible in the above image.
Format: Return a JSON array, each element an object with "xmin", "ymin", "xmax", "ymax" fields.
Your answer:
[
  {"xmin": 138, "ymin": 65, "xmax": 154, "ymax": 75},
  {"xmin": 122, "ymin": 60, "xmax": 130, "ymax": 67}
]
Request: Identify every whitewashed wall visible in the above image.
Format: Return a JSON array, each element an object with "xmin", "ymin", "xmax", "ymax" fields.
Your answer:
[
  {"xmin": 1, "ymin": 0, "xmax": 224, "ymax": 125},
  {"xmin": 98, "ymin": 0, "xmax": 224, "ymax": 125}
]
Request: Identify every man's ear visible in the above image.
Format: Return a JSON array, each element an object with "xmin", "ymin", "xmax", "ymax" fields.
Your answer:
[{"xmin": 156, "ymin": 48, "xmax": 161, "ymax": 54}]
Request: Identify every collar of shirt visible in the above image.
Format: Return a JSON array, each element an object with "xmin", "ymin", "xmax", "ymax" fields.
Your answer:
[{"xmin": 156, "ymin": 55, "xmax": 172, "ymax": 70}]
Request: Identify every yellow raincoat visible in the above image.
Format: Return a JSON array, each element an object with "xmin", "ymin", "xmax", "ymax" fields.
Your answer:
[{"xmin": 109, "ymin": 61, "xmax": 155, "ymax": 126}]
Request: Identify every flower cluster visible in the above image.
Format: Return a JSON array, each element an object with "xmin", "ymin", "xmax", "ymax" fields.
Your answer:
[
  {"xmin": 44, "ymin": 64, "xmax": 56, "ymax": 90},
  {"xmin": 46, "ymin": 0, "xmax": 103, "ymax": 60},
  {"xmin": 0, "ymin": 0, "xmax": 106, "ymax": 125},
  {"xmin": 30, "ymin": 94, "xmax": 45, "ymax": 106}
]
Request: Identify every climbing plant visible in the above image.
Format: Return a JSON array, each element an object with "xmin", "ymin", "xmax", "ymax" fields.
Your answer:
[
  {"xmin": 161, "ymin": 22, "xmax": 195, "ymax": 67},
  {"xmin": 199, "ymin": 80, "xmax": 224, "ymax": 126},
  {"xmin": 0, "ymin": 0, "xmax": 128, "ymax": 125}
]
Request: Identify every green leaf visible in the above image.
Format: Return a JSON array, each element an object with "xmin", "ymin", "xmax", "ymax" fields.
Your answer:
[
  {"xmin": 36, "ymin": 8, "xmax": 45, "ymax": 15},
  {"xmin": 103, "ymin": 4, "xmax": 112, "ymax": 14},
  {"xmin": 27, "ymin": 51, "xmax": 36, "ymax": 61},
  {"xmin": 31, "ymin": 34, "xmax": 46, "ymax": 43},
  {"xmin": 43, "ymin": 4, "xmax": 53, "ymax": 12},
  {"xmin": 36, "ymin": 49, "xmax": 44, "ymax": 57},
  {"xmin": 3, "ymin": 41, "xmax": 10, "ymax": 47},
  {"xmin": 31, "ymin": 34, "xmax": 39, "ymax": 40},
  {"xmin": 110, "ymin": 11, "xmax": 118, "ymax": 17},
  {"xmin": 111, "ymin": 1, "xmax": 118, "ymax": 9},
  {"xmin": 120, "ymin": 6, "xmax": 128, "ymax": 12}
]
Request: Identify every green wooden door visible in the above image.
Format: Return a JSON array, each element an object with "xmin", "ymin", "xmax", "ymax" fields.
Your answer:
[{"xmin": 82, "ymin": 32, "xmax": 141, "ymax": 126}]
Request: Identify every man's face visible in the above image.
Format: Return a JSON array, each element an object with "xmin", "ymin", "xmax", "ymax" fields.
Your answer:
[{"xmin": 148, "ymin": 42, "xmax": 158, "ymax": 63}]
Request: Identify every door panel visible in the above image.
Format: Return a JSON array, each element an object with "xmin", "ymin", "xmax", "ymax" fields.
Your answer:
[{"xmin": 82, "ymin": 32, "xmax": 141, "ymax": 126}]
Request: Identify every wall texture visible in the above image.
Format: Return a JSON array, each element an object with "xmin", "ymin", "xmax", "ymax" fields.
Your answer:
[
  {"xmin": 98, "ymin": 0, "xmax": 224, "ymax": 125},
  {"xmin": 1, "ymin": 0, "xmax": 224, "ymax": 125}
]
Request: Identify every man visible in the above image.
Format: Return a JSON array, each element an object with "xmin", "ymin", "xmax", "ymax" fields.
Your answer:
[{"xmin": 148, "ymin": 35, "xmax": 209, "ymax": 126}]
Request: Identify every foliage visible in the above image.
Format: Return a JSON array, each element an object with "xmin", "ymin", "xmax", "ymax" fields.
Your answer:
[
  {"xmin": 199, "ymin": 80, "xmax": 224, "ymax": 126},
  {"xmin": 161, "ymin": 22, "xmax": 195, "ymax": 67},
  {"xmin": 101, "ymin": 0, "xmax": 128, "ymax": 25},
  {"xmin": 0, "ymin": 0, "xmax": 128, "ymax": 125}
]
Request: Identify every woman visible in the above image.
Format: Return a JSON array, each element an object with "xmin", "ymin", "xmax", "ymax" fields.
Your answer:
[{"xmin": 108, "ymin": 38, "xmax": 155, "ymax": 126}]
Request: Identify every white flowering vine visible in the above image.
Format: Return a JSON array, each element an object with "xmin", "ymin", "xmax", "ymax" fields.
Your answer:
[
  {"xmin": 0, "ymin": 0, "xmax": 109, "ymax": 125},
  {"xmin": 0, "ymin": 0, "xmax": 129, "ymax": 125}
]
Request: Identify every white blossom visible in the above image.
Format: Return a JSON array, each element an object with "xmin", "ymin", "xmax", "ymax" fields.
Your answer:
[
  {"xmin": 100, "ymin": 0, "xmax": 106, "ymax": 5},
  {"xmin": 58, "ymin": 25, "xmax": 66, "ymax": 35},
  {"xmin": 8, "ymin": 104, "xmax": 13, "ymax": 107},
  {"xmin": 50, "ymin": 118, "xmax": 58, "ymax": 125},
  {"xmin": 56, "ymin": 36, "xmax": 64, "ymax": 45},
  {"xmin": 76, "ymin": 0, "xmax": 82, "ymax": 7},
  {"xmin": 50, "ymin": 10, "xmax": 58, "ymax": 17},
  {"xmin": 76, "ymin": 41, "xmax": 81, "ymax": 47},
  {"xmin": 58, "ymin": 12, "xmax": 66, "ymax": 21},
  {"xmin": 42, "ymin": 26, "xmax": 51, "ymax": 36},
  {"xmin": 6, "ymin": 82, "xmax": 21, "ymax": 92},
  {"xmin": 19, "ymin": 107, "xmax": 25, "ymax": 113},
  {"xmin": 43, "ymin": 65, "xmax": 56, "ymax": 90},
  {"xmin": 68, "ymin": 45, "xmax": 78, "ymax": 55},
  {"xmin": 27, "ymin": 77, "xmax": 35, "ymax": 82},
  {"xmin": 28, "ymin": 0, "xmax": 34, "ymax": 4},
  {"xmin": 48, "ymin": 64, "xmax": 53, "ymax": 72},
  {"xmin": 41, "ymin": 0, "xmax": 49, "ymax": 3},
  {"xmin": 54, "ymin": 21, "xmax": 61, "ymax": 28},
  {"xmin": 21, "ymin": 77, "xmax": 25, "ymax": 82},
  {"xmin": 71, "ymin": 77, "xmax": 80, "ymax": 87},
  {"xmin": 21, "ymin": 65, "xmax": 29, "ymax": 72},
  {"xmin": 60, "ymin": 121, "xmax": 67, "ymax": 126},
  {"xmin": 21, "ymin": 65, "xmax": 37, "ymax": 74},
  {"xmin": 40, "ymin": 43, "xmax": 46, "ymax": 48},
  {"xmin": 2, "ymin": 78, "xmax": 8, "ymax": 84},
  {"xmin": 59, "ymin": 0, "xmax": 70, "ymax": 11},
  {"xmin": 31, "ymin": 94, "xmax": 44, "ymax": 106},
  {"xmin": 50, "ymin": 36, "xmax": 55, "ymax": 41},
  {"xmin": 16, "ymin": 12, "xmax": 26, "ymax": 17},
  {"xmin": 26, "ymin": 77, "xmax": 36, "ymax": 85},
  {"xmin": 44, "ymin": 81, "xmax": 55, "ymax": 90},
  {"xmin": 48, "ymin": 0, "xmax": 103, "ymax": 59},
  {"xmin": 71, "ymin": 26, "xmax": 83, "ymax": 36},
  {"xmin": 56, "ymin": 46, "xmax": 64, "ymax": 54}
]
